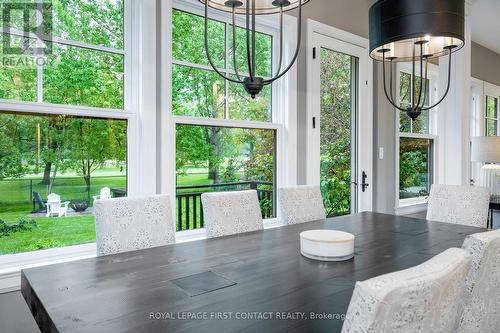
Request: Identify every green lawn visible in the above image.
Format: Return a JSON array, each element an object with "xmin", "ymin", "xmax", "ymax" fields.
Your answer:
[
  {"xmin": 0, "ymin": 172, "xmax": 125, "ymax": 255},
  {"xmin": 0, "ymin": 175, "xmax": 126, "ymax": 211},
  {"xmin": 0, "ymin": 214, "xmax": 95, "ymax": 255},
  {"xmin": 0, "ymin": 170, "xmax": 271, "ymax": 255}
]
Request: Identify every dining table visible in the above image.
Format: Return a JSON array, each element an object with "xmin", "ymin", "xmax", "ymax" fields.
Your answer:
[{"xmin": 21, "ymin": 212, "xmax": 486, "ymax": 333}]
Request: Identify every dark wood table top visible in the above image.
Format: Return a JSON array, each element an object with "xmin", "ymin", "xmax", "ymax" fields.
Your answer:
[{"xmin": 21, "ymin": 212, "xmax": 486, "ymax": 333}]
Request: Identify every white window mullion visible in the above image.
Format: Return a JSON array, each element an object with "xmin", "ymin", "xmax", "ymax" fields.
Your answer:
[
  {"xmin": 224, "ymin": 20, "xmax": 230, "ymax": 120},
  {"xmin": 2, "ymin": 27, "xmax": 125, "ymax": 55},
  {"xmin": 36, "ymin": 57, "xmax": 43, "ymax": 103},
  {"xmin": 173, "ymin": 115, "xmax": 280, "ymax": 130}
]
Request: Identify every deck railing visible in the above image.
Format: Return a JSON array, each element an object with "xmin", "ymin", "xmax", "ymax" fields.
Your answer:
[{"xmin": 175, "ymin": 181, "xmax": 273, "ymax": 231}]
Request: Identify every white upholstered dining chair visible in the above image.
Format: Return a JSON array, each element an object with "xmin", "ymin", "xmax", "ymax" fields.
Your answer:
[
  {"xmin": 201, "ymin": 190, "xmax": 263, "ymax": 238},
  {"xmin": 426, "ymin": 184, "xmax": 490, "ymax": 227},
  {"xmin": 279, "ymin": 185, "xmax": 326, "ymax": 225},
  {"xmin": 342, "ymin": 248, "xmax": 472, "ymax": 333},
  {"xmin": 457, "ymin": 229, "xmax": 500, "ymax": 333},
  {"xmin": 93, "ymin": 195, "xmax": 176, "ymax": 256}
]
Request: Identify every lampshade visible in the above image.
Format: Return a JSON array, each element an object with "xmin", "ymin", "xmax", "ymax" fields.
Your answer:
[
  {"xmin": 471, "ymin": 136, "xmax": 500, "ymax": 163},
  {"xmin": 369, "ymin": 0, "xmax": 465, "ymax": 61},
  {"xmin": 199, "ymin": 0, "xmax": 310, "ymax": 15}
]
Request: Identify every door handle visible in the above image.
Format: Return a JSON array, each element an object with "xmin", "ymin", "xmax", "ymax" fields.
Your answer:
[{"xmin": 361, "ymin": 171, "xmax": 369, "ymax": 192}]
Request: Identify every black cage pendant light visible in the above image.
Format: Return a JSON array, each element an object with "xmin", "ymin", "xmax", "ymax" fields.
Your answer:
[
  {"xmin": 199, "ymin": 0, "xmax": 310, "ymax": 98},
  {"xmin": 369, "ymin": 0, "xmax": 465, "ymax": 120}
]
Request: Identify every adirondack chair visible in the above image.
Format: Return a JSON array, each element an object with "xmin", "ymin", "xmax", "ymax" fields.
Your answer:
[
  {"xmin": 46, "ymin": 193, "xmax": 70, "ymax": 217},
  {"xmin": 32, "ymin": 192, "xmax": 47, "ymax": 213},
  {"xmin": 93, "ymin": 187, "xmax": 111, "ymax": 202}
]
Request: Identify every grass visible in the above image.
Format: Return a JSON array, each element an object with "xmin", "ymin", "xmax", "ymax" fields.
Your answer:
[
  {"xmin": 0, "ymin": 213, "xmax": 95, "ymax": 255},
  {"xmin": 0, "ymin": 175, "xmax": 126, "ymax": 208},
  {"xmin": 0, "ymin": 170, "xmax": 270, "ymax": 255},
  {"xmin": 0, "ymin": 171, "xmax": 124, "ymax": 255}
]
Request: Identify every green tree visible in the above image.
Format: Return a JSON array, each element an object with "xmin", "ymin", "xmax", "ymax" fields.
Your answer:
[
  {"xmin": 319, "ymin": 49, "xmax": 353, "ymax": 217},
  {"xmin": 67, "ymin": 118, "xmax": 126, "ymax": 202}
]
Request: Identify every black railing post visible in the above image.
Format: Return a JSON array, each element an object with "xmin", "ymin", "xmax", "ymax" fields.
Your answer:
[
  {"xmin": 30, "ymin": 179, "xmax": 34, "ymax": 211},
  {"xmin": 175, "ymin": 181, "xmax": 273, "ymax": 231}
]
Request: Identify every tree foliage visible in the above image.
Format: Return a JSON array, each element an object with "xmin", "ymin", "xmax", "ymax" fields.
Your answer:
[
  {"xmin": 0, "ymin": 1, "xmax": 126, "ymax": 194},
  {"xmin": 172, "ymin": 9, "xmax": 273, "ymax": 185},
  {"xmin": 319, "ymin": 48, "xmax": 352, "ymax": 217}
]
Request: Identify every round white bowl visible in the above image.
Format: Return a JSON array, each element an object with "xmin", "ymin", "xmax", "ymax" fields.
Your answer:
[{"xmin": 300, "ymin": 230, "xmax": 355, "ymax": 261}]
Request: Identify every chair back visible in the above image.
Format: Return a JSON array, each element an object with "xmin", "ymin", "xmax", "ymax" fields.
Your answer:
[
  {"xmin": 201, "ymin": 190, "xmax": 263, "ymax": 238},
  {"xmin": 100, "ymin": 187, "xmax": 111, "ymax": 200},
  {"xmin": 47, "ymin": 193, "xmax": 61, "ymax": 203},
  {"xmin": 426, "ymin": 184, "xmax": 490, "ymax": 227},
  {"xmin": 342, "ymin": 248, "xmax": 471, "ymax": 333},
  {"xmin": 457, "ymin": 229, "xmax": 500, "ymax": 333},
  {"xmin": 93, "ymin": 195, "xmax": 176, "ymax": 256},
  {"xmin": 46, "ymin": 193, "xmax": 61, "ymax": 214},
  {"xmin": 279, "ymin": 185, "xmax": 326, "ymax": 224},
  {"xmin": 33, "ymin": 192, "xmax": 46, "ymax": 209}
]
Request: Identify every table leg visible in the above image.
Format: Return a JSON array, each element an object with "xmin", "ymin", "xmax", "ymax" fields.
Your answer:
[{"xmin": 489, "ymin": 209, "xmax": 493, "ymax": 229}]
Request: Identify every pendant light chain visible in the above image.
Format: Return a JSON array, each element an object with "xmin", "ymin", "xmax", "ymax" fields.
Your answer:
[
  {"xmin": 274, "ymin": 6, "xmax": 284, "ymax": 78},
  {"xmin": 381, "ymin": 44, "xmax": 454, "ymax": 119},
  {"xmin": 204, "ymin": 0, "xmax": 241, "ymax": 84},
  {"xmin": 245, "ymin": 0, "xmax": 253, "ymax": 80},
  {"xmin": 203, "ymin": 0, "xmax": 306, "ymax": 97},
  {"xmin": 264, "ymin": 0, "xmax": 303, "ymax": 85},
  {"xmin": 231, "ymin": 7, "xmax": 242, "ymax": 81},
  {"xmin": 251, "ymin": 0, "xmax": 256, "ymax": 77}
]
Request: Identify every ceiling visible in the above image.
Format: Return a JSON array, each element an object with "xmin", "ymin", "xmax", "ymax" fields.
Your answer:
[{"xmin": 470, "ymin": 0, "xmax": 500, "ymax": 54}]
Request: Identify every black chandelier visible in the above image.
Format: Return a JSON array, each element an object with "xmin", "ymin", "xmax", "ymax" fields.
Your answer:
[
  {"xmin": 369, "ymin": 0, "xmax": 465, "ymax": 120},
  {"xmin": 199, "ymin": 0, "xmax": 310, "ymax": 98}
]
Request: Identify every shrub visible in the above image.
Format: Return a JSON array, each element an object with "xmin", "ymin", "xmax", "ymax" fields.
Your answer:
[
  {"xmin": 29, "ymin": 240, "xmax": 63, "ymax": 250},
  {"xmin": 0, "ymin": 218, "xmax": 38, "ymax": 236}
]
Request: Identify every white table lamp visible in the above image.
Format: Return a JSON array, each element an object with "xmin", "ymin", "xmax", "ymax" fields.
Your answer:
[
  {"xmin": 471, "ymin": 136, "xmax": 500, "ymax": 195},
  {"xmin": 471, "ymin": 137, "xmax": 500, "ymax": 164}
]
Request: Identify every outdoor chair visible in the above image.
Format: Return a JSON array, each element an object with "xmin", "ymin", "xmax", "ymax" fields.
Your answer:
[
  {"xmin": 32, "ymin": 192, "xmax": 47, "ymax": 213},
  {"xmin": 93, "ymin": 187, "xmax": 111, "ymax": 202},
  {"xmin": 46, "ymin": 193, "xmax": 70, "ymax": 217}
]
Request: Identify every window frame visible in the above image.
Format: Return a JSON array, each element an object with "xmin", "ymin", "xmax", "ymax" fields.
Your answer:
[
  {"xmin": 0, "ymin": 5, "xmax": 130, "ymax": 112},
  {"xmin": 0, "ymin": 0, "xmax": 138, "ymax": 287},
  {"xmin": 484, "ymin": 83, "xmax": 500, "ymax": 137},
  {"xmin": 162, "ymin": 0, "xmax": 298, "ymax": 232},
  {"xmin": 395, "ymin": 62, "xmax": 439, "ymax": 208}
]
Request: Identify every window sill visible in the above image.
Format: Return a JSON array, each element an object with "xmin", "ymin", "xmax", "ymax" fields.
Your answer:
[
  {"xmin": 396, "ymin": 198, "xmax": 428, "ymax": 215},
  {"xmin": 0, "ymin": 243, "xmax": 97, "ymax": 293},
  {"xmin": 0, "ymin": 218, "xmax": 283, "ymax": 293}
]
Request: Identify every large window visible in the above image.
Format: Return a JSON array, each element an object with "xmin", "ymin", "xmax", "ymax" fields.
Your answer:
[
  {"xmin": 0, "ymin": 113, "xmax": 127, "ymax": 255},
  {"xmin": 172, "ymin": 9, "xmax": 272, "ymax": 122},
  {"xmin": 486, "ymin": 95, "xmax": 499, "ymax": 136},
  {"xmin": 0, "ymin": 1, "xmax": 127, "ymax": 256},
  {"xmin": 176, "ymin": 125, "xmax": 275, "ymax": 231},
  {"xmin": 172, "ymin": 6, "xmax": 277, "ymax": 230},
  {"xmin": 399, "ymin": 138, "xmax": 433, "ymax": 199},
  {"xmin": 0, "ymin": 0, "xmax": 124, "ymax": 109},
  {"xmin": 397, "ymin": 68, "xmax": 436, "ymax": 201}
]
